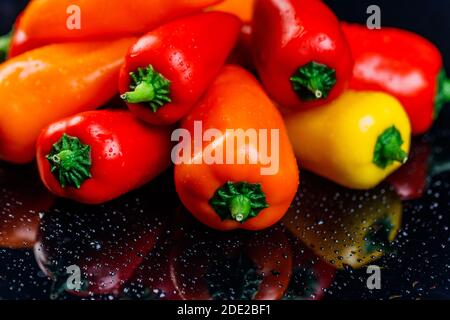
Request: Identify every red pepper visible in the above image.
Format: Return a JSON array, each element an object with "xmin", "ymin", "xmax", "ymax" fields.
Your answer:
[
  {"xmin": 227, "ymin": 24, "xmax": 255, "ymax": 71},
  {"xmin": 342, "ymin": 23, "xmax": 450, "ymax": 135},
  {"xmin": 8, "ymin": 0, "xmax": 221, "ymax": 57},
  {"xmin": 36, "ymin": 110, "xmax": 172, "ymax": 204},
  {"xmin": 119, "ymin": 12, "xmax": 241, "ymax": 126},
  {"xmin": 251, "ymin": 0, "xmax": 354, "ymax": 111}
]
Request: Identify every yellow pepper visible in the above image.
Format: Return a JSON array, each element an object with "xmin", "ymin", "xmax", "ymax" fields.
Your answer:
[
  {"xmin": 285, "ymin": 90, "xmax": 412, "ymax": 189},
  {"xmin": 283, "ymin": 173, "xmax": 403, "ymax": 270},
  {"xmin": 211, "ymin": 0, "xmax": 254, "ymax": 22}
]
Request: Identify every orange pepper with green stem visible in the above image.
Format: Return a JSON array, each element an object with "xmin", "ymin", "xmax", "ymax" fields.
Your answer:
[
  {"xmin": 8, "ymin": 0, "xmax": 222, "ymax": 57},
  {"xmin": 0, "ymin": 38, "xmax": 135, "ymax": 164},
  {"xmin": 174, "ymin": 65, "xmax": 299, "ymax": 231}
]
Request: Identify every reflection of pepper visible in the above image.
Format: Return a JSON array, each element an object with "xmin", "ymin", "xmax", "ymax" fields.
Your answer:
[
  {"xmin": 252, "ymin": 0, "xmax": 353, "ymax": 110},
  {"xmin": 284, "ymin": 240, "xmax": 335, "ymax": 300},
  {"xmin": 8, "ymin": 0, "xmax": 221, "ymax": 57},
  {"xmin": 283, "ymin": 173, "xmax": 403, "ymax": 270},
  {"xmin": 389, "ymin": 136, "xmax": 450, "ymax": 200},
  {"xmin": 285, "ymin": 90, "xmax": 411, "ymax": 189},
  {"xmin": 119, "ymin": 12, "xmax": 241, "ymax": 125},
  {"xmin": 342, "ymin": 23, "xmax": 450, "ymax": 135},
  {"xmin": 37, "ymin": 110, "xmax": 172, "ymax": 204},
  {"xmin": 34, "ymin": 174, "xmax": 174, "ymax": 298},
  {"xmin": 0, "ymin": 164, "xmax": 54, "ymax": 249},
  {"xmin": 388, "ymin": 140, "xmax": 431, "ymax": 200},
  {"xmin": 0, "ymin": 38, "xmax": 135, "ymax": 164},
  {"xmin": 170, "ymin": 226, "xmax": 292, "ymax": 300},
  {"xmin": 128, "ymin": 237, "xmax": 181, "ymax": 300},
  {"xmin": 175, "ymin": 66, "xmax": 299, "ymax": 231}
]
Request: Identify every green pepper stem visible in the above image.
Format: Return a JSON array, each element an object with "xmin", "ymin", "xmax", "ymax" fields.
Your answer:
[
  {"xmin": 46, "ymin": 134, "xmax": 92, "ymax": 189},
  {"xmin": 290, "ymin": 61, "xmax": 337, "ymax": 102},
  {"xmin": 0, "ymin": 32, "xmax": 11, "ymax": 63},
  {"xmin": 209, "ymin": 182, "xmax": 269, "ymax": 223},
  {"xmin": 230, "ymin": 195, "xmax": 252, "ymax": 222},
  {"xmin": 121, "ymin": 82, "xmax": 156, "ymax": 104},
  {"xmin": 435, "ymin": 69, "xmax": 450, "ymax": 119},
  {"xmin": 373, "ymin": 126, "xmax": 408, "ymax": 169},
  {"xmin": 121, "ymin": 65, "xmax": 171, "ymax": 113}
]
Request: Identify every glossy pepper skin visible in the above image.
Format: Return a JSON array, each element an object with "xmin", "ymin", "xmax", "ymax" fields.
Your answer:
[
  {"xmin": 8, "ymin": 0, "xmax": 221, "ymax": 57},
  {"xmin": 285, "ymin": 90, "xmax": 411, "ymax": 190},
  {"xmin": 174, "ymin": 66, "xmax": 299, "ymax": 231},
  {"xmin": 252, "ymin": 0, "xmax": 354, "ymax": 111},
  {"xmin": 0, "ymin": 38, "xmax": 135, "ymax": 164},
  {"xmin": 36, "ymin": 110, "xmax": 172, "ymax": 204},
  {"xmin": 119, "ymin": 12, "xmax": 241, "ymax": 126},
  {"xmin": 342, "ymin": 23, "xmax": 450, "ymax": 135}
]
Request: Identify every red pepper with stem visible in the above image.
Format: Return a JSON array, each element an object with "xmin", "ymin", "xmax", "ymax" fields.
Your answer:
[
  {"xmin": 36, "ymin": 110, "xmax": 172, "ymax": 204},
  {"xmin": 342, "ymin": 23, "xmax": 450, "ymax": 135},
  {"xmin": 251, "ymin": 0, "xmax": 354, "ymax": 111},
  {"xmin": 119, "ymin": 12, "xmax": 242, "ymax": 126}
]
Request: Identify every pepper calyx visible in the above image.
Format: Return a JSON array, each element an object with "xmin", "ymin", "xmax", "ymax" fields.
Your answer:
[
  {"xmin": 46, "ymin": 134, "xmax": 92, "ymax": 189},
  {"xmin": 0, "ymin": 32, "xmax": 11, "ymax": 63},
  {"xmin": 290, "ymin": 61, "xmax": 337, "ymax": 101},
  {"xmin": 435, "ymin": 69, "xmax": 450, "ymax": 119},
  {"xmin": 373, "ymin": 126, "xmax": 408, "ymax": 169},
  {"xmin": 121, "ymin": 65, "xmax": 171, "ymax": 113},
  {"xmin": 209, "ymin": 182, "xmax": 269, "ymax": 223}
]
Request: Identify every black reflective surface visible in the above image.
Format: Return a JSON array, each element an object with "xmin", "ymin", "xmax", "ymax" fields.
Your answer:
[{"xmin": 1, "ymin": 0, "xmax": 449, "ymax": 300}]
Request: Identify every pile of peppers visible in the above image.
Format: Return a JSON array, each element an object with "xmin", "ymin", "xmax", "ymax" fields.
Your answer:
[{"xmin": 0, "ymin": 0, "xmax": 449, "ymax": 235}]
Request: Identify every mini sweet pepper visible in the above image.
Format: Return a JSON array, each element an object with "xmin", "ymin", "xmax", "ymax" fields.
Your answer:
[
  {"xmin": 119, "ymin": 12, "xmax": 241, "ymax": 125},
  {"xmin": 37, "ymin": 110, "xmax": 172, "ymax": 204},
  {"xmin": 175, "ymin": 65, "xmax": 299, "ymax": 231},
  {"xmin": 252, "ymin": 0, "xmax": 354, "ymax": 111},
  {"xmin": 285, "ymin": 90, "xmax": 411, "ymax": 189}
]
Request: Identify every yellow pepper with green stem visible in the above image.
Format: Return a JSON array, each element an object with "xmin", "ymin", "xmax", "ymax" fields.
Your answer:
[{"xmin": 284, "ymin": 91, "xmax": 412, "ymax": 189}]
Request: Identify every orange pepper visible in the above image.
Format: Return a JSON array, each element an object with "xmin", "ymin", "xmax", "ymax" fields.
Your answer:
[
  {"xmin": 9, "ymin": 0, "xmax": 222, "ymax": 57},
  {"xmin": 0, "ymin": 38, "xmax": 135, "ymax": 164},
  {"xmin": 175, "ymin": 65, "xmax": 299, "ymax": 231},
  {"xmin": 212, "ymin": 0, "xmax": 254, "ymax": 22}
]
